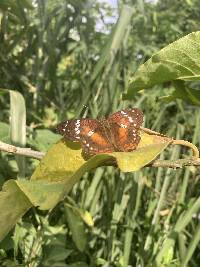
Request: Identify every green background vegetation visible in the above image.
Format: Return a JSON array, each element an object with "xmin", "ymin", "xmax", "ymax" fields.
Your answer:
[{"xmin": 0, "ymin": 0, "xmax": 200, "ymax": 266}]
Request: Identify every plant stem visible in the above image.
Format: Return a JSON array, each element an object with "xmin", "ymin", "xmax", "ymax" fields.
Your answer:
[
  {"xmin": 0, "ymin": 141, "xmax": 44, "ymax": 160},
  {"xmin": 0, "ymin": 140, "xmax": 200, "ymax": 168},
  {"xmin": 172, "ymin": 139, "xmax": 199, "ymax": 158},
  {"xmin": 141, "ymin": 127, "xmax": 199, "ymax": 158}
]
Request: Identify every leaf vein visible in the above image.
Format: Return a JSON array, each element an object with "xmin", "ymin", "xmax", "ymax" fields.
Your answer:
[{"xmin": 159, "ymin": 59, "xmax": 196, "ymax": 76}]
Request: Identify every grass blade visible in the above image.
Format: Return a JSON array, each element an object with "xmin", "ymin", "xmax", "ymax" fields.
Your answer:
[{"xmin": 9, "ymin": 90, "xmax": 26, "ymax": 179}]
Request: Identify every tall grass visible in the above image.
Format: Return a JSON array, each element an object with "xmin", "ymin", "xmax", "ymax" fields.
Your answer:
[{"xmin": 66, "ymin": 87, "xmax": 200, "ymax": 266}]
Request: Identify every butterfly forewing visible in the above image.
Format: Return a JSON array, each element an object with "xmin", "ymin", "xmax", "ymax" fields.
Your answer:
[
  {"xmin": 56, "ymin": 119, "xmax": 99, "ymax": 141},
  {"xmin": 56, "ymin": 119, "xmax": 114, "ymax": 155}
]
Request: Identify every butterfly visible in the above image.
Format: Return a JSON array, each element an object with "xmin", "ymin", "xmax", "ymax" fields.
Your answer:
[{"xmin": 56, "ymin": 108, "xmax": 143, "ymax": 155}]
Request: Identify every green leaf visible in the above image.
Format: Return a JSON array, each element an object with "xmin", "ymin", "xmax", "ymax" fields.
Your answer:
[
  {"xmin": 16, "ymin": 180, "xmax": 65, "ymax": 210},
  {"xmin": 0, "ymin": 132, "xmax": 171, "ymax": 241},
  {"xmin": 65, "ymin": 203, "xmax": 94, "ymax": 227},
  {"xmin": 0, "ymin": 89, "xmax": 26, "ymax": 178},
  {"xmin": 112, "ymin": 144, "xmax": 169, "ymax": 172},
  {"xmin": 0, "ymin": 180, "xmax": 32, "ymax": 241},
  {"xmin": 64, "ymin": 205, "xmax": 87, "ymax": 252},
  {"xmin": 44, "ymin": 246, "xmax": 72, "ymax": 262},
  {"xmin": 125, "ymin": 31, "xmax": 200, "ymax": 99},
  {"xmin": 186, "ymin": 87, "xmax": 200, "ymax": 105},
  {"xmin": 0, "ymin": 178, "xmax": 65, "ymax": 241},
  {"xmin": 162, "ymin": 80, "xmax": 200, "ymax": 106},
  {"xmin": 29, "ymin": 129, "xmax": 61, "ymax": 152},
  {"xmin": 9, "ymin": 90, "xmax": 26, "ymax": 178}
]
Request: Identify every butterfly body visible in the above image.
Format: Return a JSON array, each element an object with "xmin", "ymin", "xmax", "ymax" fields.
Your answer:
[{"xmin": 56, "ymin": 108, "xmax": 143, "ymax": 155}]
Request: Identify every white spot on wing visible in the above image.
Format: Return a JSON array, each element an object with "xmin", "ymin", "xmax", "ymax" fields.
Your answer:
[
  {"xmin": 120, "ymin": 124, "xmax": 127, "ymax": 128},
  {"xmin": 75, "ymin": 120, "xmax": 80, "ymax": 128},
  {"xmin": 88, "ymin": 130, "xmax": 94, "ymax": 136},
  {"xmin": 128, "ymin": 117, "xmax": 133, "ymax": 122}
]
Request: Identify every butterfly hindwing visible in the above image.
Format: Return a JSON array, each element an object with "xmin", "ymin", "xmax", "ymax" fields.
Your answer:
[
  {"xmin": 77, "ymin": 119, "xmax": 114, "ymax": 154},
  {"xmin": 81, "ymin": 123, "xmax": 114, "ymax": 155},
  {"xmin": 108, "ymin": 108, "xmax": 143, "ymax": 128},
  {"xmin": 108, "ymin": 108, "xmax": 143, "ymax": 151},
  {"xmin": 109, "ymin": 123, "xmax": 141, "ymax": 151}
]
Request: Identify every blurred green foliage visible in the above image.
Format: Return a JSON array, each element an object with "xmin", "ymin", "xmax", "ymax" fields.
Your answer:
[{"xmin": 0, "ymin": 0, "xmax": 200, "ymax": 266}]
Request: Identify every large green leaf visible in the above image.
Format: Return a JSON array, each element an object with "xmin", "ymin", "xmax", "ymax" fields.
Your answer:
[
  {"xmin": 125, "ymin": 31, "xmax": 200, "ymax": 99},
  {"xmin": 0, "ymin": 132, "xmax": 171, "ymax": 241}
]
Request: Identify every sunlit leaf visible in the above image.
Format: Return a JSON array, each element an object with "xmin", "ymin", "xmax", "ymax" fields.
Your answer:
[
  {"xmin": 0, "ymin": 131, "xmax": 171, "ymax": 241},
  {"xmin": 113, "ymin": 143, "xmax": 169, "ymax": 172},
  {"xmin": 125, "ymin": 31, "xmax": 200, "ymax": 99}
]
